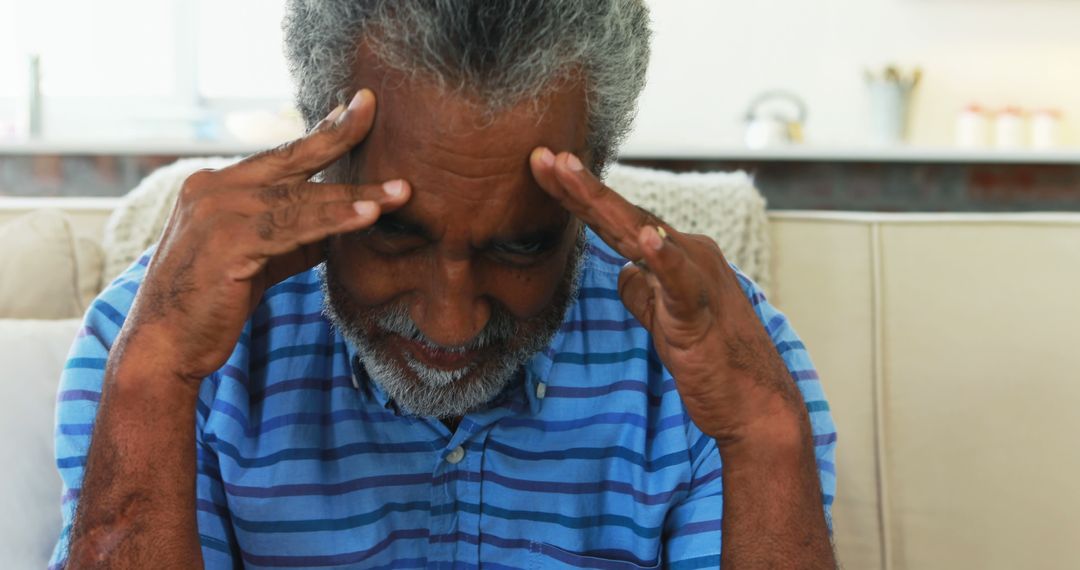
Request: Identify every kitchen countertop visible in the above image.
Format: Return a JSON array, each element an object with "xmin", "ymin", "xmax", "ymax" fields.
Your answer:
[{"xmin": 2, "ymin": 139, "xmax": 1080, "ymax": 165}]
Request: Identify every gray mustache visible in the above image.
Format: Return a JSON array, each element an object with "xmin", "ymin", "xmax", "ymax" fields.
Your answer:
[{"xmin": 375, "ymin": 303, "xmax": 517, "ymax": 353}]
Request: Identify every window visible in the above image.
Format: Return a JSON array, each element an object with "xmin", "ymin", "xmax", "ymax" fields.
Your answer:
[
  {"xmin": 0, "ymin": 0, "xmax": 294, "ymax": 140},
  {"xmin": 196, "ymin": 0, "xmax": 293, "ymax": 99}
]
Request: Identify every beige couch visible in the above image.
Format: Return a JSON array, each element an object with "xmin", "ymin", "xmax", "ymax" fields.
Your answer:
[
  {"xmin": 771, "ymin": 211, "xmax": 1080, "ymax": 570},
  {"xmin": 2, "ymin": 199, "xmax": 1079, "ymax": 569}
]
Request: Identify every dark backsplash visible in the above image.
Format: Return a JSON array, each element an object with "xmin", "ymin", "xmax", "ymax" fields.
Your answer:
[{"xmin": 4, "ymin": 153, "xmax": 1080, "ymax": 212}]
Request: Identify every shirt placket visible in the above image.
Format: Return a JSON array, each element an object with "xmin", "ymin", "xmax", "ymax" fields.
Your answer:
[
  {"xmin": 428, "ymin": 418, "xmax": 486, "ymax": 568},
  {"xmin": 427, "ymin": 369, "xmax": 542, "ymax": 568}
]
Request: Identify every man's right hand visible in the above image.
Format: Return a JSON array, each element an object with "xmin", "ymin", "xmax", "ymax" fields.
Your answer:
[
  {"xmin": 128, "ymin": 88, "xmax": 409, "ymax": 383},
  {"xmin": 65, "ymin": 89, "xmax": 406, "ymax": 568}
]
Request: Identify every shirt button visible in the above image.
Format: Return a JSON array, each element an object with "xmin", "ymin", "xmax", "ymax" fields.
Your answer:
[
  {"xmin": 536, "ymin": 382, "xmax": 547, "ymax": 399},
  {"xmin": 445, "ymin": 446, "xmax": 465, "ymax": 464}
]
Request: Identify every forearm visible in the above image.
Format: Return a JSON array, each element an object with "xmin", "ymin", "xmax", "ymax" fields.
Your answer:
[
  {"xmin": 67, "ymin": 330, "xmax": 204, "ymax": 569},
  {"xmin": 719, "ymin": 412, "xmax": 836, "ymax": 569}
]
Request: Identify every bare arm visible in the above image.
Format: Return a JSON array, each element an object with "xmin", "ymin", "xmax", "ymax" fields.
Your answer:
[
  {"xmin": 66, "ymin": 331, "xmax": 204, "ymax": 568},
  {"xmin": 64, "ymin": 89, "xmax": 409, "ymax": 567},
  {"xmin": 720, "ymin": 411, "xmax": 835, "ymax": 568}
]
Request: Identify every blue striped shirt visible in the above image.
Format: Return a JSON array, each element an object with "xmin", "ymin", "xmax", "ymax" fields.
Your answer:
[{"xmin": 51, "ymin": 231, "xmax": 836, "ymax": 569}]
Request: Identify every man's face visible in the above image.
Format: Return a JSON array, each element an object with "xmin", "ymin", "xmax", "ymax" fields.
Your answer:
[{"xmin": 322, "ymin": 63, "xmax": 590, "ymax": 419}]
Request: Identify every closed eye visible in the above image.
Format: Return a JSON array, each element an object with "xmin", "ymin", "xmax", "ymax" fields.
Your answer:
[
  {"xmin": 488, "ymin": 235, "xmax": 560, "ymax": 267},
  {"xmin": 493, "ymin": 239, "xmax": 548, "ymax": 256},
  {"xmin": 350, "ymin": 217, "xmax": 429, "ymax": 254},
  {"xmin": 369, "ymin": 218, "xmax": 418, "ymax": 237}
]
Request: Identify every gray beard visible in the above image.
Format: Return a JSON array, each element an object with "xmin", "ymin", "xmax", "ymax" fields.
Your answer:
[{"xmin": 321, "ymin": 229, "xmax": 586, "ymax": 419}]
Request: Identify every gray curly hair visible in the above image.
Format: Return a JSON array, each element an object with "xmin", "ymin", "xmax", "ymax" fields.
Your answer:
[{"xmin": 282, "ymin": 0, "xmax": 651, "ymax": 171}]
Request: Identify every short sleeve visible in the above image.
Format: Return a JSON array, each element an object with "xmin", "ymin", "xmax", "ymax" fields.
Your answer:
[
  {"xmin": 662, "ymin": 425, "xmax": 724, "ymax": 568},
  {"xmin": 195, "ymin": 375, "xmax": 242, "ymax": 567},
  {"xmin": 735, "ymin": 270, "xmax": 837, "ymax": 528},
  {"xmin": 49, "ymin": 252, "xmax": 239, "ymax": 569},
  {"xmin": 661, "ymin": 269, "xmax": 838, "ymax": 568}
]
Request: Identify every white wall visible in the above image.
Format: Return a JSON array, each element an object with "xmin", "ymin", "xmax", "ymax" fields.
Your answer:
[
  {"xmin": 5, "ymin": 0, "xmax": 1078, "ymax": 150},
  {"xmin": 0, "ymin": 0, "xmax": 293, "ymax": 141},
  {"xmin": 627, "ymin": 0, "xmax": 1080, "ymax": 151}
]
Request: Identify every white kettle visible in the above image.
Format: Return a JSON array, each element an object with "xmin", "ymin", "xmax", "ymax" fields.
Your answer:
[{"xmin": 744, "ymin": 91, "xmax": 806, "ymax": 149}]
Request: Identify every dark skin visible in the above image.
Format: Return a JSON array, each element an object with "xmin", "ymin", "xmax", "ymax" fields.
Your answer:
[
  {"xmin": 325, "ymin": 65, "xmax": 588, "ymax": 382},
  {"xmin": 66, "ymin": 61, "xmax": 835, "ymax": 568}
]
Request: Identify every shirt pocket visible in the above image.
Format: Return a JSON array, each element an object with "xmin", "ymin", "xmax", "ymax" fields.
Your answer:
[{"xmin": 527, "ymin": 540, "xmax": 662, "ymax": 569}]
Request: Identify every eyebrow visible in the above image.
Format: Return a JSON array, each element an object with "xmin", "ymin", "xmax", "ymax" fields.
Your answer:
[
  {"xmin": 372, "ymin": 213, "xmax": 433, "ymax": 241},
  {"xmin": 375, "ymin": 212, "xmax": 569, "ymax": 249}
]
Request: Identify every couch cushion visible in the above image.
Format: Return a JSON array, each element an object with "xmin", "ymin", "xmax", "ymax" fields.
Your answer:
[
  {"xmin": 102, "ymin": 156, "xmax": 240, "ymax": 283},
  {"xmin": 0, "ymin": 209, "xmax": 103, "ymax": 319},
  {"xmin": 880, "ymin": 220, "xmax": 1080, "ymax": 570},
  {"xmin": 770, "ymin": 217, "xmax": 882, "ymax": 570},
  {"xmin": 771, "ymin": 211, "xmax": 1080, "ymax": 570},
  {"xmin": 605, "ymin": 164, "xmax": 771, "ymax": 291},
  {"xmin": 0, "ymin": 318, "xmax": 83, "ymax": 568}
]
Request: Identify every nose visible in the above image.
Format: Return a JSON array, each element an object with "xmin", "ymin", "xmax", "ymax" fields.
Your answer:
[{"xmin": 411, "ymin": 256, "xmax": 489, "ymax": 348}]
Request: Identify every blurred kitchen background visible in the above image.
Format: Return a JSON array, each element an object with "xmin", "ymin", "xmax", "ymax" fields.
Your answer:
[{"xmin": 3, "ymin": 0, "xmax": 1080, "ymax": 210}]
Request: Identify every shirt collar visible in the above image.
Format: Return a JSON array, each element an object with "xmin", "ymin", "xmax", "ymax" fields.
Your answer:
[{"xmin": 342, "ymin": 337, "xmax": 397, "ymax": 412}]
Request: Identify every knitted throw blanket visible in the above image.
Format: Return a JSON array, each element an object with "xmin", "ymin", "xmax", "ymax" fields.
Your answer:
[
  {"xmin": 102, "ymin": 157, "xmax": 241, "ymax": 282},
  {"xmin": 103, "ymin": 159, "xmax": 770, "ymax": 292},
  {"xmin": 604, "ymin": 163, "xmax": 770, "ymax": 292}
]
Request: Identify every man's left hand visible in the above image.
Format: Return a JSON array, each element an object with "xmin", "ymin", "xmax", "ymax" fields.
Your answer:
[{"xmin": 530, "ymin": 148, "xmax": 808, "ymax": 450}]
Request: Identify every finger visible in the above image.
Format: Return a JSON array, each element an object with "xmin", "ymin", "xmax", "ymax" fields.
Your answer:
[
  {"xmin": 257, "ymin": 200, "xmax": 384, "ymax": 286},
  {"xmin": 252, "ymin": 199, "xmax": 386, "ymax": 253},
  {"xmin": 545, "ymin": 151, "xmax": 664, "ymax": 261},
  {"xmin": 617, "ymin": 262, "xmax": 656, "ymax": 330},
  {"xmin": 308, "ymin": 179, "xmax": 410, "ymax": 205},
  {"xmin": 637, "ymin": 225, "xmax": 712, "ymax": 324},
  {"xmin": 529, "ymin": 147, "xmax": 561, "ymax": 199},
  {"xmin": 246, "ymin": 179, "xmax": 411, "ymax": 211},
  {"xmin": 258, "ymin": 181, "xmax": 408, "ymax": 285},
  {"xmin": 231, "ymin": 193, "xmax": 401, "ymax": 284},
  {"xmin": 309, "ymin": 104, "xmax": 346, "ymax": 131},
  {"xmin": 530, "ymin": 147, "xmax": 638, "ymax": 256},
  {"xmin": 229, "ymin": 89, "xmax": 378, "ymax": 185}
]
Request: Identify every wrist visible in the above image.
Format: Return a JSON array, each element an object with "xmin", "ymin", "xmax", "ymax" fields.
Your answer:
[
  {"xmin": 107, "ymin": 324, "xmax": 206, "ymax": 396},
  {"xmin": 715, "ymin": 402, "xmax": 812, "ymax": 464}
]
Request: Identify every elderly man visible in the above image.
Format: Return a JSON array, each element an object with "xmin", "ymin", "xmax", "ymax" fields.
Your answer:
[{"xmin": 54, "ymin": 1, "xmax": 836, "ymax": 568}]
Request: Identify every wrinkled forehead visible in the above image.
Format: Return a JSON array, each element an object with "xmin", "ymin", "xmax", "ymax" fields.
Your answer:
[
  {"xmin": 361, "ymin": 68, "xmax": 586, "ymax": 157},
  {"xmin": 342, "ymin": 52, "xmax": 589, "ymax": 232}
]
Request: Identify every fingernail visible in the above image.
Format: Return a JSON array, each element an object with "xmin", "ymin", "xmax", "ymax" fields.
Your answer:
[
  {"xmin": 539, "ymin": 148, "xmax": 555, "ymax": 167},
  {"xmin": 644, "ymin": 226, "xmax": 663, "ymax": 252},
  {"xmin": 348, "ymin": 89, "xmax": 370, "ymax": 111},
  {"xmin": 325, "ymin": 104, "xmax": 345, "ymax": 123},
  {"xmin": 383, "ymin": 179, "xmax": 404, "ymax": 197},
  {"xmin": 353, "ymin": 201, "xmax": 377, "ymax": 217},
  {"xmin": 565, "ymin": 154, "xmax": 584, "ymax": 172},
  {"xmin": 656, "ymin": 226, "xmax": 668, "ymax": 240},
  {"xmin": 336, "ymin": 90, "xmax": 369, "ymax": 126}
]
